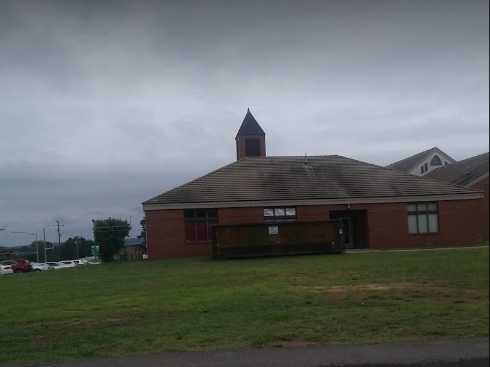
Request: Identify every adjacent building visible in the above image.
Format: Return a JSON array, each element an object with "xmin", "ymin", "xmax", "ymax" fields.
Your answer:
[
  {"xmin": 143, "ymin": 111, "xmax": 486, "ymax": 259},
  {"xmin": 427, "ymin": 152, "xmax": 489, "ymax": 241},
  {"xmin": 387, "ymin": 147, "xmax": 456, "ymax": 176}
]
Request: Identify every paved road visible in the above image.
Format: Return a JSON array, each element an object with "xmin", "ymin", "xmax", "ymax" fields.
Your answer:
[{"xmin": 7, "ymin": 338, "xmax": 488, "ymax": 367}]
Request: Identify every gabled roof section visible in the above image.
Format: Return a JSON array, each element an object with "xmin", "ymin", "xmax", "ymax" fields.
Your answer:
[
  {"xmin": 427, "ymin": 152, "xmax": 489, "ymax": 187},
  {"xmin": 387, "ymin": 147, "xmax": 456, "ymax": 172},
  {"xmin": 235, "ymin": 109, "xmax": 265, "ymax": 138},
  {"xmin": 143, "ymin": 155, "xmax": 479, "ymax": 209}
]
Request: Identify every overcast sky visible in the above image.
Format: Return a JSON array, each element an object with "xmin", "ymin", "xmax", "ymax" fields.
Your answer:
[{"xmin": 0, "ymin": 0, "xmax": 488, "ymax": 246}]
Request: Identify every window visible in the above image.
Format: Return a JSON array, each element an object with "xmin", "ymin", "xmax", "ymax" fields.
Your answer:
[
  {"xmin": 245, "ymin": 138, "xmax": 261, "ymax": 156},
  {"xmin": 184, "ymin": 209, "xmax": 217, "ymax": 242},
  {"xmin": 268, "ymin": 225, "xmax": 279, "ymax": 235},
  {"xmin": 264, "ymin": 207, "xmax": 296, "ymax": 220},
  {"xmin": 431, "ymin": 155, "xmax": 442, "ymax": 166},
  {"xmin": 407, "ymin": 203, "xmax": 439, "ymax": 234},
  {"xmin": 420, "ymin": 163, "xmax": 429, "ymax": 174}
]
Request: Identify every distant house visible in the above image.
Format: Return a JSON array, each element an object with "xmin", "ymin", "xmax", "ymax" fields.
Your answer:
[
  {"xmin": 387, "ymin": 147, "xmax": 456, "ymax": 176},
  {"xmin": 142, "ymin": 110, "xmax": 486, "ymax": 259},
  {"xmin": 121, "ymin": 238, "xmax": 146, "ymax": 260},
  {"xmin": 427, "ymin": 152, "xmax": 489, "ymax": 240}
]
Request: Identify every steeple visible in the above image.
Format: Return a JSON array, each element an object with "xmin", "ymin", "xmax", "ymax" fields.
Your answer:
[{"xmin": 235, "ymin": 108, "xmax": 266, "ymax": 160}]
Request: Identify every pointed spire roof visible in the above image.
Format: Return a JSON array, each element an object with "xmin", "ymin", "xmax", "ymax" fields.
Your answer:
[{"xmin": 235, "ymin": 108, "xmax": 265, "ymax": 138}]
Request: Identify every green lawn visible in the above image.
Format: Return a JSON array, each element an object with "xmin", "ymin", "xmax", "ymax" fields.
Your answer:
[{"xmin": 0, "ymin": 247, "xmax": 488, "ymax": 364}]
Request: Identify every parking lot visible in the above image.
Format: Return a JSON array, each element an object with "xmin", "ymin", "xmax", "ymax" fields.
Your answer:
[{"xmin": 0, "ymin": 257, "xmax": 100, "ymax": 275}]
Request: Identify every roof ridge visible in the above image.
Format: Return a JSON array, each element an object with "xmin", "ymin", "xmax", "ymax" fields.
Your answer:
[
  {"xmin": 387, "ymin": 147, "xmax": 455, "ymax": 170},
  {"xmin": 239, "ymin": 154, "xmax": 338, "ymax": 159},
  {"xmin": 456, "ymin": 151, "xmax": 489, "ymax": 164},
  {"xmin": 143, "ymin": 153, "xmax": 480, "ymax": 207}
]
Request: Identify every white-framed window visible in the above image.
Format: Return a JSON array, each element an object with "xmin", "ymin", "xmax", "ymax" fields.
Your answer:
[
  {"xmin": 431, "ymin": 155, "xmax": 442, "ymax": 166},
  {"xmin": 420, "ymin": 163, "xmax": 429, "ymax": 174},
  {"xmin": 268, "ymin": 225, "xmax": 279, "ymax": 235},
  {"xmin": 264, "ymin": 208, "xmax": 274, "ymax": 217},
  {"xmin": 264, "ymin": 207, "xmax": 297, "ymax": 220},
  {"xmin": 407, "ymin": 203, "xmax": 439, "ymax": 234}
]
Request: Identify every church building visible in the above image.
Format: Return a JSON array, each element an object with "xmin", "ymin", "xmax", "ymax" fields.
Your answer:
[{"xmin": 142, "ymin": 110, "xmax": 486, "ymax": 259}]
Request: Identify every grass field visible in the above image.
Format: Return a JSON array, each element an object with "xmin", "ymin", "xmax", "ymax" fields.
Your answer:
[{"xmin": 0, "ymin": 247, "xmax": 488, "ymax": 364}]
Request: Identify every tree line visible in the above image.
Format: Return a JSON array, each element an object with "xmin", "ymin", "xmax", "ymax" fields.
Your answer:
[{"xmin": 1, "ymin": 217, "xmax": 145, "ymax": 262}]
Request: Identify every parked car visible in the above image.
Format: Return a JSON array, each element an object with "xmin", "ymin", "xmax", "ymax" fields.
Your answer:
[
  {"xmin": 46, "ymin": 262, "xmax": 61, "ymax": 270},
  {"xmin": 31, "ymin": 262, "xmax": 50, "ymax": 271},
  {"xmin": 10, "ymin": 259, "xmax": 32, "ymax": 273},
  {"xmin": 56, "ymin": 260, "xmax": 78, "ymax": 269},
  {"xmin": 0, "ymin": 263, "xmax": 13, "ymax": 275}
]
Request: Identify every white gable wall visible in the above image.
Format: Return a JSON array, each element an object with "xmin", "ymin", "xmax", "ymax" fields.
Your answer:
[{"xmin": 409, "ymin": 150, "xmax": 454, "ymax": 176}]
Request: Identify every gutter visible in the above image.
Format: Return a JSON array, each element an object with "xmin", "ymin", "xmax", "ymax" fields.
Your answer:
[{"xmin": 142, "ymin": 192, "xmax": 484, "ymax": 211}]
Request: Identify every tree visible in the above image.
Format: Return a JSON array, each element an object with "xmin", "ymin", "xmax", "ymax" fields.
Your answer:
[
  {"xmin": 92, "ymin": 218, "xmax": 130, "ymax": 261},
  {"xmin": 62, "ymin": 236, "xmax": 95, "ymax": 260}
]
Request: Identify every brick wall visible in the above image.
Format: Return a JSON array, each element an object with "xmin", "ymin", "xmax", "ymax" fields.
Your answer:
[
  {"xmin": 145, "ymin": 209, "xmax": 209, "ymax": 258},
  {"xmin": 145, "ymin": 198, "xmax": 485, "ymax": 259},
  {"xmin": 364, "ymin": 199, "xmax": 485, "ymax": 249},
  {"xmin": 236, "ymin": 135, "xmax": 266, "ymax": 160},
  {"xmin": 218, "ymin": 207, "xmax": 264, "ymax": 225},
  {"xmin": 470, "ymin": 176, "xmax": 489, "ymax": 241}
]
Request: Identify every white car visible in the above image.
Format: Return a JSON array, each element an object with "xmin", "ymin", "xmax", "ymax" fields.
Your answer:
[
  {"xmin": 0, "ymin": 264, "xmax": 13, "ymax": 275},
  {"xmin": 46, "ymin": 262, "xmax": 61, "ymax": 270},
  {"xmin": 31, "ymin": 262, "xmax": 50, "ymax": 271},
  {"xmin": 72, "ymin": 259, "xmax": 87, "ymax": 265},
  {"xmin": 57, "ymin": 260, "xmax": 78, "ymax": 269}
]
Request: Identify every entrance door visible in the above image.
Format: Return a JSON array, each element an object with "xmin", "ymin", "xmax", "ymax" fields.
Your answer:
[
  {"xmin": 330, "ymin": 210, "xmax": 368, "ymax": 249},
  {"xmin": 338, "ymin": 217, "xmax": 354, "ymax": 249}
]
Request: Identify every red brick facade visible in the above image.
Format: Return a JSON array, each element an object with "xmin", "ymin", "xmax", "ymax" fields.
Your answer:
[
  {"xmin": 470, "ymin": 176, "xmax": 489, "ymax": 241},
  {"xmin": 145, "ymin": 197, "xmax": 486, "ymax": 259},
  {"xmin": 145, "ymin": 210, "xmax": 209, "ymax": 258},
  {"xmin": 236, "ymin": 135, "xmax": 266, "ymax": 160}
]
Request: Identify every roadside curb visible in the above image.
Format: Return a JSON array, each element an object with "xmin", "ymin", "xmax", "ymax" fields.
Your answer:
[{"xmin": 8, "ymin": 338, "xmax": 489, "ymax": 367}]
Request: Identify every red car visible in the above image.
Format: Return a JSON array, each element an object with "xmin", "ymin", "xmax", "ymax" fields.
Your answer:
[{"xmin": 11, "ymin": 259, "xmax": 32, "ymax": 273}]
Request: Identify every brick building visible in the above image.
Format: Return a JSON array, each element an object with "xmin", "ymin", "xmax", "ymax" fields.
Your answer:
[
  {"xmin": 143, "ymin": 111, "xmax": 486, "ymax": 259},
  {"xmin": 427, "ymin": 152, "xmax": 489, "ymax": 241}
]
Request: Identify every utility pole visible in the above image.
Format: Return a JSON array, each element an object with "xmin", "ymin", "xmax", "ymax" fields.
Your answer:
[
  {"xmin": 54, "ymin": 221, "xmax": 64, "ymax": 261},
  {"xmin": 35, "ymin": 232, "xmax": 39, "ymax": 262},
  {"xmin": 43, "ymin": 227, "xmax": 47, "ymax": 262},
  {"xmin": 56, "ymin": 220, "xmax": 62, "ymax": 247},
  {"xmin": 75, "ymin": 236, "xmax": 80, "ymax": 259},
  {"xmin": 42, "ymin": 226, "xmax": 56, "ymax": 263}
]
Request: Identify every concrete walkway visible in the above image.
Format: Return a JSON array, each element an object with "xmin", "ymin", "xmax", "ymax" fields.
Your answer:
[
  {"xmin": 10, "ymin": 338, "xmax": 489, "ymax": 367},
  {"xmin": 345, "ymin": 245, "xmax": 488, "ymax": 254}
]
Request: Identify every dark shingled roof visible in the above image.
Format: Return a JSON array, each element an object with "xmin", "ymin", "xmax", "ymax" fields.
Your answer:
[
  {"xmin": 144, "ymin": 155, "xmax": 477, "ymax": 206},
  {"xmin": 387, "ymin": 147, "xmax": 455, "ymax": 172},
  {"xmin": 235, "ymin": 109, "xmax": 265, "ymax": 138},
  {"xmin": 427, "ymin": 152, "xmax": 489, "ymax": 187}
]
